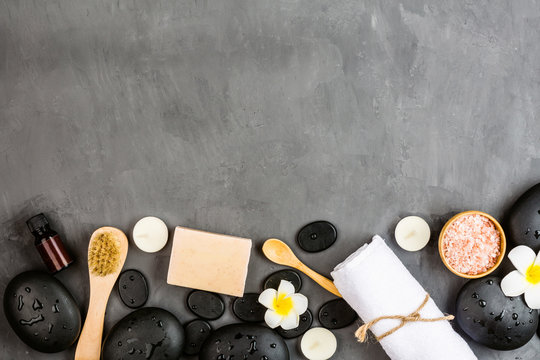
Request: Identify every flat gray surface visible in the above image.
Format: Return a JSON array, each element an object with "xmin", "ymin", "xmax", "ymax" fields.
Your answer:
[{"xmin": 1, "ymin": 1, "xmax": 540, "ymax": 359}]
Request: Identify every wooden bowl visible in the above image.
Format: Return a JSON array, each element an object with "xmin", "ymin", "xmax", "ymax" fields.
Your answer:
[{"xmin": 438, "ymin": 210, "xmax": 506, "ymax": 279}]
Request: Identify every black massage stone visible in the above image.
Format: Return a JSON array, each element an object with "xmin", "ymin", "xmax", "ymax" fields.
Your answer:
[
  {"xmin": 187, "ymin": 290, "xmax": 225, "ymax": 320},
  {"xmin": 297, "ymin": 220, "xmax": 337, "ymax": 252},
  {"xmin": 3, "ymin": 271, "xmax": 81, "ymax": 353},
  {"xmin": 276, "ymin": 309, "xmax": 313, "ymax": 339},
  {"xmin": 318, "ymin": 298, "xmax": 358, "ymax": 329},
  {"xmin": 456, "ymin": 276, "xmax": 539, "ymax": 350},
  {"xmin": 184, "ymin": 319, "xmax": 212, "ymax": 356},
  {"xmin": 199, "ymin": 323, "xmax": 289, "ymax": 360},
  {"xmin": 102, "ymin": 307, "xmax": 184, "ymax": 359},
  {"xmin": 506, "ymin": 182, "xmax": 540, "ymax": 251},
  {"xmin": 264, "ymin": 269, "xmax": 302, "ymax": 292},
  {"xmin": 233, "ymin": 293, "xmax": 266, "ymax": 323},
  {"xmin": 117, "ymin": 269, "xmax": 148, "ymax": 309}
]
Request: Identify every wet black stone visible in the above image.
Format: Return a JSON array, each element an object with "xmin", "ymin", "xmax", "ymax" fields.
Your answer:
[
  {"xmin": 318, "ymin": 299, "xmax": 357, "ymax": 329},
  {"xmin": 3, "ymin": 271, "xmax": 81, "ymax": 353},
  {"xmin": 296, "ymin": 221, "xmax": 337, "ymax": 252},
  {"xmin": 102, "ymin": 307, "xmax": 184, "ymax": 359},
  {"xmin": 506, "ymin": 182, "xmax": 540, "ymax": 251},
  {"xmin": 183, "ymin": 319, "xmax": 212, "ymax": 356},
  {"xmin": 233, "ymin": 293, "xmax": 266, "ymax": 323},
  {"xmin": 187, "ymin": 290, "xmax": 225, "ymax": 320},
  {"xmin": 263, "ymin": 270, "xmax": 302, "ymax": 292},
  {"xmin": 456, "ymin": 276, "xmax": 539, "ymax": 350},
  {"xmin": 276, "ymin": 309, "xmax": 313, "ymax": 339},
  {"xmin": 117, "ymin": 269, "xmax": 148, "ymax": 309},
  {"xmin": 199, "ymin": 323, "xmax": 289, "ymax": 360}
]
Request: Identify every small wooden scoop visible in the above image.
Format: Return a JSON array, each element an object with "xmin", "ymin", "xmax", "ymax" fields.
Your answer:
[
  {"xmin": 75, "ymin": 227, "xmax": 129, "ymax": 360},
  {"xmin": 262, "ymin": 238, "xmax": 341, "ymax": 297}
]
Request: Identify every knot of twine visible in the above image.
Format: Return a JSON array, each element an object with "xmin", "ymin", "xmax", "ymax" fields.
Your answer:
[{"xmin": 355, "ymin": 294, "xmax": 454, "ymax": 343}]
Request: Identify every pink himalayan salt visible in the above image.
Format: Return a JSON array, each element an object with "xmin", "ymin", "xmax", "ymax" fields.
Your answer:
[{"xmin": 442, "ymin": 214, "xmax": 501, "ymax": 275}]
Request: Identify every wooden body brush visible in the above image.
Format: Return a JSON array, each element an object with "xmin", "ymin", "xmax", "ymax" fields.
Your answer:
[{"xmin": 75, "ymin": 227, "xmax": 128, "ymax": 360}]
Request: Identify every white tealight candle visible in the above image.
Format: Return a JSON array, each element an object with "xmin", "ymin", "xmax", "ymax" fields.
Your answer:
[
  {"xmin": 300, "ymin": 327, "xmax": 337, "ymax": 360},
  {"xmin": 132, "ymin": 216, "xmax": 169, "ymax": 253},
  {"xmin": 394, "ymin": 216, "xmax": 431, "ymax": 251}
]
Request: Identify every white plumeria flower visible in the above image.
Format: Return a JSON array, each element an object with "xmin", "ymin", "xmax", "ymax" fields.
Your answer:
[
  {"xmin": 258, "ymin": 280, "xmax": 308, "ymax": 330},
  {"xmin": 501, "ymin": 245, "xmax": 540, "ymax": 309}
]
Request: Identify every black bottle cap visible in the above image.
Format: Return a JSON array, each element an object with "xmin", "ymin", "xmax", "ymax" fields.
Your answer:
[{"xmin": 26, "ymin": 213, "xmax": 49, "ymax": 233}]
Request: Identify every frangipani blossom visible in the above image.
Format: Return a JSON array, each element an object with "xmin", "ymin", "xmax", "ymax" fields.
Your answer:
[
  {"xmin": 501, "ymin": 245, "xmax": 540, "ymax": 309},
  {"xmin": 258, "ymin": 280, "xmax": 308, "ymax": 330}
]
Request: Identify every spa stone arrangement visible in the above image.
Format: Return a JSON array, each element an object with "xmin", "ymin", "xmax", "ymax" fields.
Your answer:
[{"xmin": 4, "ymin": 183, "xmax": 540, "ymax": 359}]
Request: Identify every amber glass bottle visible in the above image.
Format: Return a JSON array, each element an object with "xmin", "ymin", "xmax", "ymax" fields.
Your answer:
[{"xmin": 26, "ymin": 213, "xmax": 73, "ymax": 273}]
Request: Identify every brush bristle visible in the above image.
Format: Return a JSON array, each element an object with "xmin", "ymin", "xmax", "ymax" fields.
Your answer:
[{"xmin": 88, "ymin": 231, "xmax": 120, "ymax": 276}]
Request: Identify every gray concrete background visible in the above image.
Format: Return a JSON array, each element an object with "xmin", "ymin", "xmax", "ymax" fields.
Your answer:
[{"xmin": 1, "ymin": 0, "xmax": 540, "ymax": 359}]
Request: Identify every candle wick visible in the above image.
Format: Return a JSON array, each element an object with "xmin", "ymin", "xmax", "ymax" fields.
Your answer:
[{"xmin": 404, "ymin": 230, "xmax": 416, "ymax": 239}]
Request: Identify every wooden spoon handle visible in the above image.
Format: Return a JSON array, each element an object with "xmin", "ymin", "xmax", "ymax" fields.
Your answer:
[
  {"xmin": 297, "ymin": 263, "xmax": 342, "ymax": 297},
  {"xmin": 74, "ymin": 290, "xmax": 109, "ymax": 360}
]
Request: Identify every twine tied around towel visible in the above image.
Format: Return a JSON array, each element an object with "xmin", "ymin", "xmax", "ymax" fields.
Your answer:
[{"xmin": 355, "ymin": 294, "xmax": 454, "ymax": 343}]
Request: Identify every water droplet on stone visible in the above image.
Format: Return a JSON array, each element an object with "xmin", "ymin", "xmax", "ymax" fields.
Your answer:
[
  {"xmin": 270, "ymin": 343, "xmax": 276, "ymax": 348},
  {"xmin": 301, "ymin": 316, "xmax": 307, "ymax": 321},
  {"xmin": 118, "ymin": 341, "xmax": 122, "ymax": 346},
  {"xmin": 52, "ymin": 304, "xmax": 60, "ymax": 313},
  {"xmin": 25, "ymin": 287, "xmax": 31, "ymax": 293},
  {"xmin": 128, "ymin": 348, "xmax": 135, "ymax": 354},
  {"xmin": 248, "ymin": 340, "xmax": 257, "ymax": 354},
  {"xmin": 478, "ymin": 300, "xmax": 487, "ymax": 307},
  {"xmin": 512, "ymin": 313, "xmax": 519, "ymax": 320},
  {"xmin": 471, "ymin": 292, "xmax": 479, "ymax": 299},
  {"xmin": 19, "ymin": 314, "xmax": 44, "ymax": 326},
  {"xmin": 486, "ymin": 279, "xmax": 493, "ymax": 285},
  {"xmin": 17, "ymin": 295, "xmax": 24, "ymax": 311},
  {"xmin": 323, "ymin": 312, "xmax": 328, "ymax": 316},
  {"xmin": 47, "ymin": 323, "xmax": 53, "ymax": 333},
  {"xmin": 32, "ymin": 299, "xmax": 43, "ymax": 310}
]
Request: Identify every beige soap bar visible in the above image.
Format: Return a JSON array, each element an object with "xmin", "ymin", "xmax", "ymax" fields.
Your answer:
[{"xmin": 167, "ymin": 226, "xmax": 252, "ymax": 297}]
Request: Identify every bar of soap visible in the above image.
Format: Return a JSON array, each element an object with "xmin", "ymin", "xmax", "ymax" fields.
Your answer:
[{"xmin": 167, "ymin": 227, "xmax": 252, "ymax": 297}]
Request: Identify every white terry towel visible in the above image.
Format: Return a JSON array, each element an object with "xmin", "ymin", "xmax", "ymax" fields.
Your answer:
[{"xmin": 331, "ymin": 235, "xmax": 477, "ymax": 360}]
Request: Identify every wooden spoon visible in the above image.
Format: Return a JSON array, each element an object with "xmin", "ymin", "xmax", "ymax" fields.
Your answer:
[
  {"xmin": 262, "ymin": 238, "xmax": 341, "ymax": 297},
  {"xmin": 75, "ymin": 227, "xmax": 129, "ymax": 360}
]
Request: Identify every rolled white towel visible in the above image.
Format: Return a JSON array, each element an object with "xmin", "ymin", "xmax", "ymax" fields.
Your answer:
[{"xmin": 331, "ymin": 235, "xmax": 477, "ymax": 360}]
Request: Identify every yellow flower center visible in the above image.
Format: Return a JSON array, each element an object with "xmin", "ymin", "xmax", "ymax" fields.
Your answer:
[
  {"xmin": 273, "ymin": 293, "xmax": 293, "ymax": 316},
  {"xmin": 526, "ymin": 264, "xmax": 540, "ymax": 285}
]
